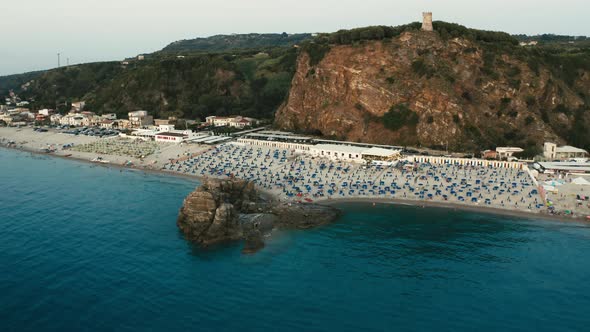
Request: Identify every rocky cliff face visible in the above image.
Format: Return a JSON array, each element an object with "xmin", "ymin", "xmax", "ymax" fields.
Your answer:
[
  {"xmin": 275, "ymin": 30, "xmax": 590, "ymax": 152},
  {"xmin": 177, "ymin": 179, "xmax": 259, "ymax": 246},
  {"xmin": 177, "ymin": 178, "xmax": 339, "ymax": 253}
]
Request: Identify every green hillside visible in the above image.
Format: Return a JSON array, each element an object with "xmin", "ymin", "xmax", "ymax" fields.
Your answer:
[
  {"xmin": 16, "ymin": 48, "xmax": 298, "ymax": 120},
  {"xmin": 0, "ymin": 70, "xmax": 46, "ymax": 98},
  {"xmin": 161, "ymin": 33, "xmax": 312, "ymax": 53}
]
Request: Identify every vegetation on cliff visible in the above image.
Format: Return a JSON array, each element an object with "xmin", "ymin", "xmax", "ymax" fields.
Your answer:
[
  {"xmin": 277, "ymin": 22, "xmax": 590, "ymax": 153},
  {"xmin": 381, "ymin": 104, "xmax": 419, "ymax": 131}
]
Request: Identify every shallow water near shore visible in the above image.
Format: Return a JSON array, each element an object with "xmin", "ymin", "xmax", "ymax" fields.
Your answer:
[{"xmin": 1, "ymin": 148, "xmax": 590, "ymax": 332}]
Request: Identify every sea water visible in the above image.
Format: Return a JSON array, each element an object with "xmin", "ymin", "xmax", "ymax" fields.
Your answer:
[{"xmin": 1, "ymin": 148, "xmax": 590, "ymax": 332}]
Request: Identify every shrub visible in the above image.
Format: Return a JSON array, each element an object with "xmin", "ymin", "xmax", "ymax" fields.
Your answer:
[
  {"xmin": 524, "ymin": 115, "xmax": 534, "ymax": 125},
  {"xmin": 302, "ymin": 42, "xmax": 331, "ymax": 66},
  {"xmin": 540, "ymin": 109, "xmax": 550, "ymax": 123},
  {"xmin": 411, "ymin": 59, "xmax": 435, "ymax": 78},
  {"xmin": 508, "ymin": 78, "xmax": 521, "ymax": 89},
  {"xmin": 525, "ymin": 96, "xmax": 536, "ymax": 107},
  {"xmin": 554, "ymin": 104, "xmax": 572, "ymax": 115},
  {"xmin": 461, "ymin": 91, "xmax": 472, "ymax": 101},
  {"xmin": 381, "ymin": 104, "xmax": 419, "ymax": 131},
  {"xmin": 506, "ymin": 65, "xmax": 521, "ymax": 77}
]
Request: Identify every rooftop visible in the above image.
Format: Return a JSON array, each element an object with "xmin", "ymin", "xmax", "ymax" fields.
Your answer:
[
  {"xmin": 245, "ymin": 133, "xmax": 312, "ymax": 141},
  {"xmin": 536, "ymin": 162, "xmax": 590, "ymax": 172},
  {"xmin": 496, "ymin": 147, "xmax": 524, "ymax": 153},
  {"xmin": 312, "ymin": 144, "xmax": 367, "ymax": 154},
  {"xmin": 156, "ymin": 132, "xmax": 186, "ymax": 137},
  {"xmin": 362, "ymin": 147, "xmax": 401, "ymax": 157},
  {"xmin": 556, "ymin": 146, "xmax": 588, "ymax": 154}
]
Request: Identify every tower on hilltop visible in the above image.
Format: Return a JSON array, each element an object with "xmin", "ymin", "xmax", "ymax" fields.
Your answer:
[{"xmin": 422, "ymin": 12, "xmax": 433, "ymax": 31}]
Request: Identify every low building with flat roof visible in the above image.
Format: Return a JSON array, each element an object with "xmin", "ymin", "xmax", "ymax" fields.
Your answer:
[
  {"xmin": 361, "ymin": 147, "xmax": 402, "ymax": 162},
  {"xmin": 155, "ymin": 132, "xmax": 186, "ymax": 143},
  {"xmin": 310, "ymin": 144, "xmax": 368, "ymax": 162},
  {"xmin": 544, "ymin": 142, "xmax": 589, "ymax": 160},
  {"xmin": 496, "ymin": 147, "xmax": 523, "ymax": 159},
  {"xmin": 534, "ymin": 162, "xmax": 590, "ymax": 174}
]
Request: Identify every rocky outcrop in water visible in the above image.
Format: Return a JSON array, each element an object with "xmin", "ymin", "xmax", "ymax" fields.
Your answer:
[{"xmin": 177, "ymin": 178, "xmax": 340, "ymax": 253}]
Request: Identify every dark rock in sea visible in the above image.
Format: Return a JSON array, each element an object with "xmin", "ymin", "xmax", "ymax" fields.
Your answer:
[
  {"xmin": 177, "ymin": 178, "xmax": 340, "ymax": 253},
  {"xmin": 272, "ymin": 203, "xmax": 341, "ymax": 229}
]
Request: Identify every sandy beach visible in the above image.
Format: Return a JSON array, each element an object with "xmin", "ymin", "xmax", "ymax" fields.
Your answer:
[
  {"xmin": 0, "ymin": 126, "xmax": 210, "ymax": 171},
  {"xmin": 2, "ymin": 126, "xmax": 589, "ymax": 222}
]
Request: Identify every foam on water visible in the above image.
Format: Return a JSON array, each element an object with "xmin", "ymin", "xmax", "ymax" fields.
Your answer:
[{"xmin": 1, "ymin": 148, "xmax": 590, "ymax": 332}]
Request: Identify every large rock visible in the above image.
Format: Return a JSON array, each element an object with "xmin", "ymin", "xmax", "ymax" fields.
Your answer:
[
  {"xmin": 274, "ymin": 30, "xmax": 590, "ymax": 151},
  {"xmin": 177, "ymin": 178, "xmax": 340, "ymax": 253},
  {"xmin": 177, "ymin": 178, "xmax": 257, "ymax": 245}
]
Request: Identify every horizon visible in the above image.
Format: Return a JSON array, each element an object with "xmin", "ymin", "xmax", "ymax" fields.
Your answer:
[{"xmin": 1, "ymin": 0, "xmax": 589, "ymax": 76}]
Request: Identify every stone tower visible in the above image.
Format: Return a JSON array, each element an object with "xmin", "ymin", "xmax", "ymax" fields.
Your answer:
[{"xmin": 422, "ymin": 12, "xmax": 433, "ymax": 31}]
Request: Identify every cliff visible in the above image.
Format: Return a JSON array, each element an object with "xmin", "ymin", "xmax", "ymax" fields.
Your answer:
[
  {"xmin": 177, "ymin": 178, "xmax": 339, "ymax": 253},
  {"xmin": 275, "ymin": 27, "xmax": 590, "ymax": 153}
]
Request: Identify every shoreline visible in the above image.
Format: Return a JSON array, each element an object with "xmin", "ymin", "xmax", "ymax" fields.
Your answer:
[
  {"xmin": 1, "ymin": 143, "xmax": 204, "ymax": 183},
  {"xmin": 319, "ymin": 196, "xmax": 587, "ymax": 224},
  {"xmin": 1, "ymin": 132, "xmax": 587, "ymax": 224}
]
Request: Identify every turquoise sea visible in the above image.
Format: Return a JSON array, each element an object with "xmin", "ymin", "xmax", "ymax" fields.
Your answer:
[{"xmin": 1, "ymin": 148, "xmax": 590, "ymax": 332}]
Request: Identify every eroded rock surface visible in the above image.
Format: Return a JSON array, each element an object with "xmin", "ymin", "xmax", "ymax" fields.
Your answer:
[
  {"xmin": 275, "ymin": 30, "xmax": 590, "ymax": 150},
  {"xmin": 177, "ymin": 178, "xmax": 340, "ymax": 253}
]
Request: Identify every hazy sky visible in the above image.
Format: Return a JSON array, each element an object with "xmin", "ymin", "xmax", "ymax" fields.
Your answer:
[{"xmin": 1, "ymin": 0, "xmax": 588, "ymax": 76}]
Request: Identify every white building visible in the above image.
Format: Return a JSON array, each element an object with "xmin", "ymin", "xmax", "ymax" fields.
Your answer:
[
  {"xmin": 155, "ymin": 132, "xmax": 186, "ymax": 143},
  {"xmin": 0, "ymin": 114, "xmax": 14, "ymax": 125},
  {"xmin": 59, "ymin": 114, "xmax": 86, "ymax": 127},
  {"xmin": 38, "ymin": 109, "xmax": 53, "ymax": 116},
  {"xmin": 544, "ymin": 142, "xmax": 589, "ymax": 160},
  {"xmin": 128, "ymin": 110, "xmax": 154, "ymax": 128},
  {"xmin": 496, "ymin": 147, "xmax": 524, "ymax": 159},
  {"xmin": 100, "ymin": 120, "xmax": 115, "ymax": 129},
  {"xmin": 205, "ymin": 115, "xmax": 256, "ymax": 128},
  {"xmin": 309, "ymin": 144, "xmax": 402, "ymax": 162},
  {"xmin": 71, "ymin": 101, "xmax": 85, "ymax": 111},
  {"xmin": 102, "ymin": 113, "xmax": 117, "ymax": 120},
  {"xmin": 310, "ymin": 144, "xmax": 369, "ymax": 162},
  {"xmin": 237, "ymin": 138, "xmax": 311, "ymax": 151},
  {"xmin": 50, "ymin": 114, "xmax": 63, "ymax": 124},
  {"xmin": 519, "ymin": 41, "xmax": 538, "ymax": 46},
  {"xmin": 158, "ymin": 124, "xmax": 175, "ymax": 132},
  {"xmin": 20, "ymin": 111, "xmax": 36, "ymax": 120},
  {"xmin": 361, "ymin": 147, "xmax": 402, "ymax": 162}
]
